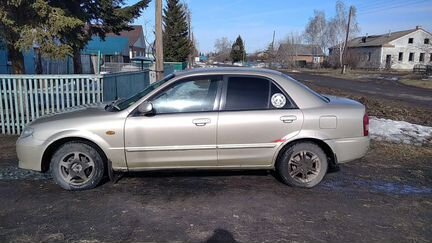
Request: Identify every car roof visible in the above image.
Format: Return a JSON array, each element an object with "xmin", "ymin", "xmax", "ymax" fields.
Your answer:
[{"xmin": 174, "ymin": 67, "xmax": 284, "ymax": 78}]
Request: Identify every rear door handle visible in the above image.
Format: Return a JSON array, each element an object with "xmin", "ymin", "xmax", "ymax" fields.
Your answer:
[
  {"xmin": 280, "ymin": 115, "xmax": 297, "ymax": 123},
  {"xmin": 192, "ymin": 118, "xmax": 211, "ymax": 126}
]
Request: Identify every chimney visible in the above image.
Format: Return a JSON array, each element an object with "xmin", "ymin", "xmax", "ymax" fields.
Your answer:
[
  {"xmin": 388, "ymin": 30, "xmax": 391, "ymax": 37},
  {"xmin": 361, "ymin": 33, "xmax": 368, "ymax": 43},
  {"xmin": 416, "ymin": 25, "xmax": 421, "ymax": 30}
]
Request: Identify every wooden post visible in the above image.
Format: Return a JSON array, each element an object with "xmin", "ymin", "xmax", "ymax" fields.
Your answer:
[
  {"xmin": 341, "ymin": 6, "xmax": 353, "ymax": 74},
  {"xmin": 155, "ymin": 0, "xmax": 164, "ymax": 80}
]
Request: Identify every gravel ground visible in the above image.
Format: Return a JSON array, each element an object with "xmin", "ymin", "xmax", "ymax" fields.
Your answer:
[{"xmin": 0, "ymin": 135, "xmax": 431, "ymax": 242}]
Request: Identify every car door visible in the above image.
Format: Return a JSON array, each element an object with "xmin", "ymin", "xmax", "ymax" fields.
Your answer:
[
  {"xmin": 217, "ymin": 75, "xmax": 303, "ymax": 167},
  {"xmin": 124, "ymin": 75, "xmax": 222, "ymax": 169}
]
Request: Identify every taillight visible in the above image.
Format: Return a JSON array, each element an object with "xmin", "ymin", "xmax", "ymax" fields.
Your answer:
[{"xmin": 363, "ymin": 113, "xmax": 369, "ymax": 136}]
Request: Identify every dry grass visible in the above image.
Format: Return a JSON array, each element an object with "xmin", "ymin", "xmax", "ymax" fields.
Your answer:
[
  {"xmin": 284, "ymin": 68, "xmax": 410, "ymax": 81},
  {"xmin": 308, "ymin": 84, "xmax": 432, "ymax": 127},
  {"xmin": 399, "ymin": 78, "xmax": 432, "ymax": 89},
  {"xmin": 369, "ymin": 141, "xmax": 432, "ymax": 162}
]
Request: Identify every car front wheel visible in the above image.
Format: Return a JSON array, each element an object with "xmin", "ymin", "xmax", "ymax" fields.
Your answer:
[
  {"xmin": 277, "ymin": 142, "xmax": 328, "ymax": 188},
  {"xmin": 50, "ymin": 142, "xmax": 105, "ymax": 191}
]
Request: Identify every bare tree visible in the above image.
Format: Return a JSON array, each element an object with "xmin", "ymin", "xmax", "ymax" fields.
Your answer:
[
  {"xmin": 327, "ymin": 1, "xmax": 359, "ymax": 67},
  {"xmin": 213, "ymin": 37, "xmax": 232, "ymax": 62},
  {"xmin": 276, "ymin": 32, "xmax": 304, "ymax": 68},
  {"xmin": 142, "ymin": 20, "xmax": 155, "ymax": 59},
  {"xmin": 304, "ymin": 10, "xmax": 328, "ymax": 55}
]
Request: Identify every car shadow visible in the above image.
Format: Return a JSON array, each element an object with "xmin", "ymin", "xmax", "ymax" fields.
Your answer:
[{"xmin": 205, "ymin": 229, "xmax": 239, "ymax": 243}]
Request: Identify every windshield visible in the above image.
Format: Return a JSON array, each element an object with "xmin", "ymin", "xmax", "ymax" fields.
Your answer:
[{"xmin": 113, "ymin": 74, "xmax": 175, "ymax": 111}]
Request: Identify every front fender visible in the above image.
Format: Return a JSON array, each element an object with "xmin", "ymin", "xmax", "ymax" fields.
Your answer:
[{"xmin": 43, "ymin": 130, "xmax": 127, "ymax": 170}]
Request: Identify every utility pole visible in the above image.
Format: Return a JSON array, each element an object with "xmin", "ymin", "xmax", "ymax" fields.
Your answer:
[
  {"xmin": 155, "ymin": 0, "xmax": 164, "ymax": 80},
  {"xmin": 341, "ymin": 6, "xmax": 353, "ymax": 74},
  {"xmin": 187, "ymin": 7, "xmax": 193, "ymax": 69},
  {"xmin": 270, "ymin": 30, "xmax": 276, "ymax": 68}
]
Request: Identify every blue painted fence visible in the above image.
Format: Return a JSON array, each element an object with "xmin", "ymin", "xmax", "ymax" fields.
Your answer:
[{"xmin": 103, "ymin": 71, "xmax": 150, "ymax": 101}]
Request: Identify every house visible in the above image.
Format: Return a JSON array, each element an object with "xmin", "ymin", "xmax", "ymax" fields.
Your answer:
[
  {"xmin": 106, "ymin": 25, "xmax": 146, "ymax": 61},
  {"xmin": 277, "ymin": 44, "xmax": 325, "ymax": 67},
  {"xmin": 329, "ymin": 26, "xmax": 432, "ymax": 70}
]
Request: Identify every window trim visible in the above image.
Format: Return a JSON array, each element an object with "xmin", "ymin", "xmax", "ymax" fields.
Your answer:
[
  {"xmin": 419, "ymin": 53, "xmax": 425, "ymax": 62},
  {"xmin": 409, "ymin": 52, "xmax": 415, "ymax": 62},
  {"xmin": 398, "ymin": 52, "xmax": 403, "ymax": 62},
  {"xmin": 219, "ymin": 74, "xmax": 298, "ymax": 112},
  {"xmin": 133, "ymin": 75, "xmax": 224, "ymax": 116}
]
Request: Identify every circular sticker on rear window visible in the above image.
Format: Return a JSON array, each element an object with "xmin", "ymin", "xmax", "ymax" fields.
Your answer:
[{"xmin": 271, "ymin": 93, "xmax": 286, "ymax": 108}]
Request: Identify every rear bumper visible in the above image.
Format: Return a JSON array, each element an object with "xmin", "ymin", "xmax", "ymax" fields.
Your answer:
[
  {"xmin": 326, "ymin": 136, "xmax": 370, "ymax": 163},
  {"xmin": 16, "ymin": 136, "xmax": 45, "ymax": 171}
]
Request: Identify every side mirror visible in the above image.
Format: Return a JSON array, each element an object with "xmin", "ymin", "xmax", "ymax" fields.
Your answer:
[{"xmin": 137, "ymin": 101, "xmax": 154, "ymax": 114}]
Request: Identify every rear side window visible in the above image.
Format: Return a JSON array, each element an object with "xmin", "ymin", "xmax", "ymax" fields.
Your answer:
[
  {"xmin": 224, "ymin": 76, "xmax": 293, "ymax": 111},
  {"xmin": 225, "ymin": 77, "xmax": 269, "ymax": 110}
]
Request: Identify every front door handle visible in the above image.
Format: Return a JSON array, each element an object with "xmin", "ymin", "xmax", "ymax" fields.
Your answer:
[
  {"xmin": 192, "ymin": 118, "xmax": 211, "ymax": 126},
  {"xmin": 280, "ymin": 115, "xmax": 297, "ymax": 123}
]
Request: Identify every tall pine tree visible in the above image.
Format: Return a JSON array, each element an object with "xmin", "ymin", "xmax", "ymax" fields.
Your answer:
[
  {"xmin": 230, "ymin": 35, "xmax": 246, "ymax": 63},
  {"xmin": 163, "ymin": 0, "xmax": 191, "ymax": 62}
]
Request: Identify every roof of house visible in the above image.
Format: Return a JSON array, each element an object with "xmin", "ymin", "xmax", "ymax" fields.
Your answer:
[
  {"xmin": 278, "ymin": 44, "xmax": 324, "ymax": 56},
  {"xmin": 82, "ymin": 37, "xmax": 129, "ymax": 55},
  {"xmin": 106, "ymin": 25, "xmax": 144, "ymax": 47},
  {"xmin": 340, "ymin": 27, "xmax": 432, "ymax": 49},
  {"xmin": 345, "ymin": 29, "xmax": 419, "ymax": 48}
]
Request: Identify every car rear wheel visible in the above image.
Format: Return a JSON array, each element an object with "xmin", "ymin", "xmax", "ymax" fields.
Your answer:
[
  {"xmin": 50, "ymin": 142, "xmax": 105, "ymax": 191},
  {"xmin": 277, "ymin": 142, "xmax": 328, "ymax": 188}
]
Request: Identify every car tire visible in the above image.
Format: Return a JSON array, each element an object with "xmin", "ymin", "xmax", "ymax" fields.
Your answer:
[
  {"xmin": 50, "ymin": 142, "xmax": 105, "ymax": 191},
  {"xmin": 277, "ymin": 142, "xmax": 328, "ymax": 188}
]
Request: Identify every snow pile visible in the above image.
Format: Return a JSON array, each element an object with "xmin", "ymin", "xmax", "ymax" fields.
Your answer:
[{"xmin": 369, "ymin": 117, "xmax": 432, "ymax": 146}]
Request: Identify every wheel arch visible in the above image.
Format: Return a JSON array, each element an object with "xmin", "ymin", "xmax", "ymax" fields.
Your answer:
[
  {"xmin": 274, "ymin": 138, "xmax": 337, "ymax": 170},
  {"xmin": 41, "ymin": 137, "xmax": 108, "ymax": 172}
]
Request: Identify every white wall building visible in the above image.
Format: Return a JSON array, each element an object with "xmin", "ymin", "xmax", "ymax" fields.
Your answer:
[{"xmin": 329, "ymin": 27, "xmax": 432, "ymax": 70}]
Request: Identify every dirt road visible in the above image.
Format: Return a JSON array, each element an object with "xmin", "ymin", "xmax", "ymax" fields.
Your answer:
[
  {"xmin": 0, "ymin": 135, "xmax": 431, "ymax": 242},
  {"xmin": 284, "ymin": 71, "xmax": 432, "ymax": 109}
]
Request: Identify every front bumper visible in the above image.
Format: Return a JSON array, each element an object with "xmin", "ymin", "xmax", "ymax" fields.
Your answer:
[
  {"xmin": 16, "ymin": 136, "xmax": 45, "ymax": 171},
  {"xmin": 326, "ymin": 136, "xmax": 370, "ymax": 163}
]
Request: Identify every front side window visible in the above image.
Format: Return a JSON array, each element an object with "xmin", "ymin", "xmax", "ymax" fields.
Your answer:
[
  {"xmin": 151, "ymin": 76, "xmax": 221, "ymax": 114},
  {"xmin": 408, "ymin": 38, "xmax": 414, "ymax": 44},
  {"xmin": 113, "ymin": 74, "xmax": 175, "ymax": 111},
  {"xmin": 223, "ymin": 76, "xmax": 293, "ymax": 111}
]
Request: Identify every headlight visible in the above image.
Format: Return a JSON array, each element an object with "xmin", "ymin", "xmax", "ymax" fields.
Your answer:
[{"xmin": 20, "ymin": 127, "xmax": 34, "ymax": 138}]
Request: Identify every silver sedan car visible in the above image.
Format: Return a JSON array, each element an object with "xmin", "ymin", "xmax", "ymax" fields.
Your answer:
[{"xmin": 17, "ymin": 68, "xmax": 369, "ymax": 190}]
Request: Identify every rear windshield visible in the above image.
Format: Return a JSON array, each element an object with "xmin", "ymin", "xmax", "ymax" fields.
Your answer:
[{"xmin": 282, "ymin": 73, "xmax": 329, "ymax": 103}]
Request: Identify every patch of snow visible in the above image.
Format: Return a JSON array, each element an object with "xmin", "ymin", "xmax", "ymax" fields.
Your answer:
[{"xmin": 369, "ymin": 117, "xmax": 432, "ymax": 146}]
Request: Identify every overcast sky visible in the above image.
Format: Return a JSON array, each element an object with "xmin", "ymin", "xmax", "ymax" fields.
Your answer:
[{"xmin": 129, "ymin": 0, "xmax": 432, "ymax": 53}]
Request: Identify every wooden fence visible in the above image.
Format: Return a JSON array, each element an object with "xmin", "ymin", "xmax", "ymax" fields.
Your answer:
[{"xmin": 0, "ymin": 75, "xmax": 103, "ymax": 135}]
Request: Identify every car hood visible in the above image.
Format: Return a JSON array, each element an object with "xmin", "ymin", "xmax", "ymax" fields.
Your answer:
[{"xmin": 29, "ymin": 103, "xmax": 111, "ymax": 126}]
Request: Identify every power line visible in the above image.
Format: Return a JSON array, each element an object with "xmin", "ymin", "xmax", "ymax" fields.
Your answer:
[
  {"xmin": 355, "ymin": 0, "xmax": 407, "ymax": 10},
  {"xmin": 357, "ymin": 0, "xmax": 429, "ymax": 15}
]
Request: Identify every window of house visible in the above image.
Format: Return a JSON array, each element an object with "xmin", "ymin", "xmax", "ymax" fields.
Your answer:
[
  {"xmin": 408, "ymin": 38, "xmax": 414, "ymax": 44},
  {"xmin": 430, "ymin": 54, "xmax": 432, "ymax": 62},
  {"xmin": 419, "ymin": 53, "xmax": 425, "ymax": 62},
  {"xmin": 425, "ymin": 38, "xmax": 430, "ymax": 44},
  {"xmin": 409, "ymin": 53, "xmax": 414, "ymax": 62},
  {"xmin": 368, "ymin": 52, "xmax": 371, "ymax": 61},
  {"xmin": 398, "ymin": 52, "xmax": 403, "ymax": 61}
]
